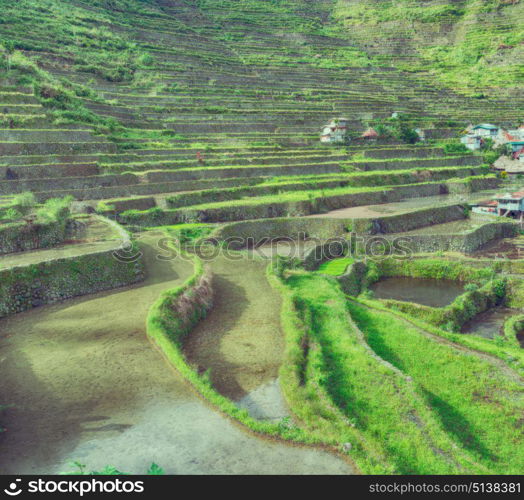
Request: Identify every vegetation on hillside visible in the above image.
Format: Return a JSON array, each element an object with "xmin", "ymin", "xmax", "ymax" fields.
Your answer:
[{"xmin": 333, "ymin": 0, "xmax": 524, "ymax": 92}]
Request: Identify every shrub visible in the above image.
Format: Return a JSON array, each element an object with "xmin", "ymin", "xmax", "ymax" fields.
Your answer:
[
  {"xmin": 12, "ymin": 192, "xmax": 36, "ymax": 208},
  {"xmin": 36, "ymin": 196, "xmax": 73, "ymax": 223},
  {"xmin": 443, "ymin": 143, "xmax": 469, "ymax": 155}
]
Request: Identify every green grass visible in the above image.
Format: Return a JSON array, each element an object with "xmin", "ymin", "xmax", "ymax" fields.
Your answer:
[
  {"xmin": 171, "ymin": 175, "xmax": 493, "ymax": 211},
  {"xmin": 347, "ymin": 299, "xmax": 524, "ymax": 474},
  {"xmin": 281, "ymin": 271, "xmax": 484, "ymax": 474},
  {"xmin": 317, "ymin": 258, "xmax": 354, "ymax": 276},
  {"xmin": 332, "ymin": 0, "xmax": 524, "ymax": 92}
]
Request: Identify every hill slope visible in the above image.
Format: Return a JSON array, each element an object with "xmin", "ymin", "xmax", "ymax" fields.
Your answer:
[
  {"xmin": 0, "ymin": 0, "xmax": 520, "ymax": 212},
  {"xmin": 333, "ymin": 0, "xmax": 524, "ymax": 93}
]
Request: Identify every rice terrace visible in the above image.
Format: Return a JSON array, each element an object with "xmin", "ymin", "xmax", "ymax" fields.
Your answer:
[{"xmin": 0, "ymin": 0, "xmax": 523, "ymax": 481}]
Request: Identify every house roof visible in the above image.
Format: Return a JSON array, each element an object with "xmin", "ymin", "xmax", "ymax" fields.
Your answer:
[
  {"xmin": 473, "ymin": 123, "xmax": 498, "ymax": 130},
  {"xmin": 504, "ymin": 131, "xmax": 518, "ymax": 141},
  {"xmin": 476, "ymin": 199, "xmax": 498, "ymax": 207},
  {"xmin": 497, "ymin": 190, "xmax": 524, "ymax": 200},
  {"xmin": 361, "ymin": 127, "xmax": 378, "ymax": 138}
]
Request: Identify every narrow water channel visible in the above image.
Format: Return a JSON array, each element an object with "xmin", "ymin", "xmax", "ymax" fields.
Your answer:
[
  {"xmin": 0, "ymin": 233, "xmax": 353, "ymax": 474},
  {"xmin": 370, "ymin": 277, "xmax": 465, "ymax": 308}
]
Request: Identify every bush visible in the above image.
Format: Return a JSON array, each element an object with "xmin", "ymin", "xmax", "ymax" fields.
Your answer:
[
  {"xmin": 12, "ymin": 192, "xmax": 36, "ymax": 209},
  {"xmin": 444, "ymin": 143, "xmax": 469, "ymax": 155},
  {"xmin": 36, "ymin": 196, "xmax": 73, "ymax": 223}
]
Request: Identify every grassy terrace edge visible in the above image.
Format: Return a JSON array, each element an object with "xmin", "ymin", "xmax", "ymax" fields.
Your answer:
[{"xmin": 267, "ymin": 264, "xmax": 488, "ymax": 474}]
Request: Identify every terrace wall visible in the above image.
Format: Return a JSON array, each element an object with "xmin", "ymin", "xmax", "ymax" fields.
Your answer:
[
  {"xmin": 0, "ymin": 219, "xmax": 68, "ymax": 255},
  {"xmin": 363, "ymin": 221, "xmax": 517, "ymax": 255},
  {"xmin": 0, "ymin": 221, "xmax": 144, "ymax": 318}
]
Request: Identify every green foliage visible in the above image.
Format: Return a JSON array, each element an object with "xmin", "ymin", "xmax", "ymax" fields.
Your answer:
[
  {"xmin": 333, "ymin": 0, "xmax": 523, "ymax": 91},
  {"xmin": 282, "ymin": 272, "xmax": 483, "ymax": 473},
  {"xmin": 348, "ymin": 299, "xmax": 524, "ymax": 473},
  {"xmin": 96, "ymin": 201, "xmax": 117, "ymax": 213},
  {"xmin": 163, "ymin": 224, "xmax": 214, "ymax": 244},
  {"xmin": 503, "ymin": 314, "xmax": 524, "ymax": 348},
  {"xmin": 0, "ymin": 207, "xmax": 22, "ymax": 221},
  {"xmin": 317, "ymin": 257, "xmax": 354, "ymax": 276},
  {"xmin": 65, "ymin": 461, "xmax": 164, "ymax": 475},
  {"xmin": 368, "ymin": 114, "xmax": 420, "ymax": 144},
  {"xmin": 36, "ymin": 196, "xmax": 73, "ymax": 223},
  {"xmin": 443, "ymin": 143, "xmax": 469, "ymax": 155}
]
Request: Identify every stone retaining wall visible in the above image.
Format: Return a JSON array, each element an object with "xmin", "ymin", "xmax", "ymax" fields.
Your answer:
[
  {"xmin": 363, "ymin": 148, "xmax": 445, "ymax": 159},
  {"xmin": 0, "ymin": 219, "xmax": 144, "ymax": 318},
  {"xmin": 0, "ymin": 219, "xmax": 68, "ymax": 255},
  {"xmin": 363, "ymin": 221, "xmax": 517, "ymax": 255},
  {"xmin": 352, "ymin": 156, "xmax": 482, "ymax": 171},
  {"xmin": 337, "ymin": 262, "xmax": 368, "ymax": 296}
]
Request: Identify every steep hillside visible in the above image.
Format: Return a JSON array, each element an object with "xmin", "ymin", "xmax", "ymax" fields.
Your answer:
[
  {"xmin": 0, "ymin": 0, "xmax": 520, "ymax": 213},
  {"xmin": 333, "ymin": 0, "xmax": 524, "ymax": 93}
]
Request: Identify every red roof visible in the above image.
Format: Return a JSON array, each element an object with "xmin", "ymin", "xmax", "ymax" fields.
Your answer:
[
  {"xmin": 361, "ymin": 127, "xmax": 378, "ymax": 138},
  {"xmin": 514, "ymin": 147, "xmax": 524, "ymax": 159}
]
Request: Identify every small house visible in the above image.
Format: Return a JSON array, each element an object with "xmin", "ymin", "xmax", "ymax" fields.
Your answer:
[
  {"xmin": 512, "ymin": 144, "xmax": 524, "ymax": 163},
  {"xmin": 495, "ymin": 190, "xmax": 524, "ymax": 220},
  {"xmin": 320, "ymin": 118, "xmax": 350, "ymax": 144},
  {"xmin": 472, "ymin": 199, "xmax": 498, "ymax": 215},
  {"xmin": 361, "ymin": 127, "xmax": 378, "ymax": 140},
  {"xmin": 472, "ymin": 123, "xmax": 500, "ymax": 138},
  {"xmin": 509, "ymin": 141, "xmax": 524, "ymax": 154},
  {"xmin": 460, "ymin": 134, "xmax": 482, "ymax": 151}
]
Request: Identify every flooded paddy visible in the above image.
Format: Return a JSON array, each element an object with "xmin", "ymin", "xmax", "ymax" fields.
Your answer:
[
  {"xmin": 245, "ymin": 239, "xmax": 318, "ymax": 259},
  {"xmin": 307, "ymin": 188, "xmax": 509, "ymax": 220},
  {"xmin": 184, "ymin": 256, "xmax": 284, "ymax": 402},
  {"xmin": 461, "ymin": 308, "xmax": 519, "ymax": 340},
  {"xmin": 308, "ymin": 184, "xmax": 520, "ymax": 219},
  {"xmin": 0, "ymin": 233, "xmax": 353, "ymax": 475},
  {"xmin": 471, "ymin": 235, "xmax": 524, "ymax": 260},
  {"xmin": 370, "ymin": 277, "xmax": 465, "ymax": 307}
]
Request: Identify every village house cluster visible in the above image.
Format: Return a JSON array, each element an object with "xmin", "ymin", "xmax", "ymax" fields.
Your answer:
[{"xmin": 461, "ymin": 123, "xmax": 524, "ymax": 161}]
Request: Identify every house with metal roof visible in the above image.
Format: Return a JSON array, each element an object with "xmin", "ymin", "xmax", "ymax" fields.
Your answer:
[
  {"xmin": 472, "ymin": 123, "xmax": 500, "ymax": 137},
  {"xmin": 495, "ymin": 190, "xmax": 524, "ymax": 220},
  {"xmin": 510, "ymin": 142, "xmax": 524, "ymax": 163}
]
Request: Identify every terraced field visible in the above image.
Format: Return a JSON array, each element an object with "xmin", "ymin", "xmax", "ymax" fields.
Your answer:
[
  {"xmin": 0, "ymin": 0, "xmax": 523, "ymax": 476},
  {"xmin": 0, "ymin": 0, "xmax": 519, "ymax": 215}
]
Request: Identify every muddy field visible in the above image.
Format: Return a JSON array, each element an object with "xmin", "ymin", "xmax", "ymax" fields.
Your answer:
[
  {"xmin": 184, "ymin": 256, "xmax": 285, "ymax": 402},
  {"xmin": 0, "ymin": 233, "xmax": 353, "ymax": 474}
]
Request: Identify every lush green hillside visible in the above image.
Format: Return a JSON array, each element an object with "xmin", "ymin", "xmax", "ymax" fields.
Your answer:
[
  {"xmin": 333, "ymin": 0, "xmax": 524, "ymax": 93},
  {"xmin": 0, "ymin": 0, "xmax": 523, "ymax": 475}
]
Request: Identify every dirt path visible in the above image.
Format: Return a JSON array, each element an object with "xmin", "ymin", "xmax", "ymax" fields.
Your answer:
[{"xmin": 0, "ymin": 233, "xmax": 353, "ymax": 474}]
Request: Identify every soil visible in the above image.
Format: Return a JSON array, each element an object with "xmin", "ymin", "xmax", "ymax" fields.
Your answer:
[{"xmin": 184, "ymin": 256, "xmax": 285, "ymax": 401}]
